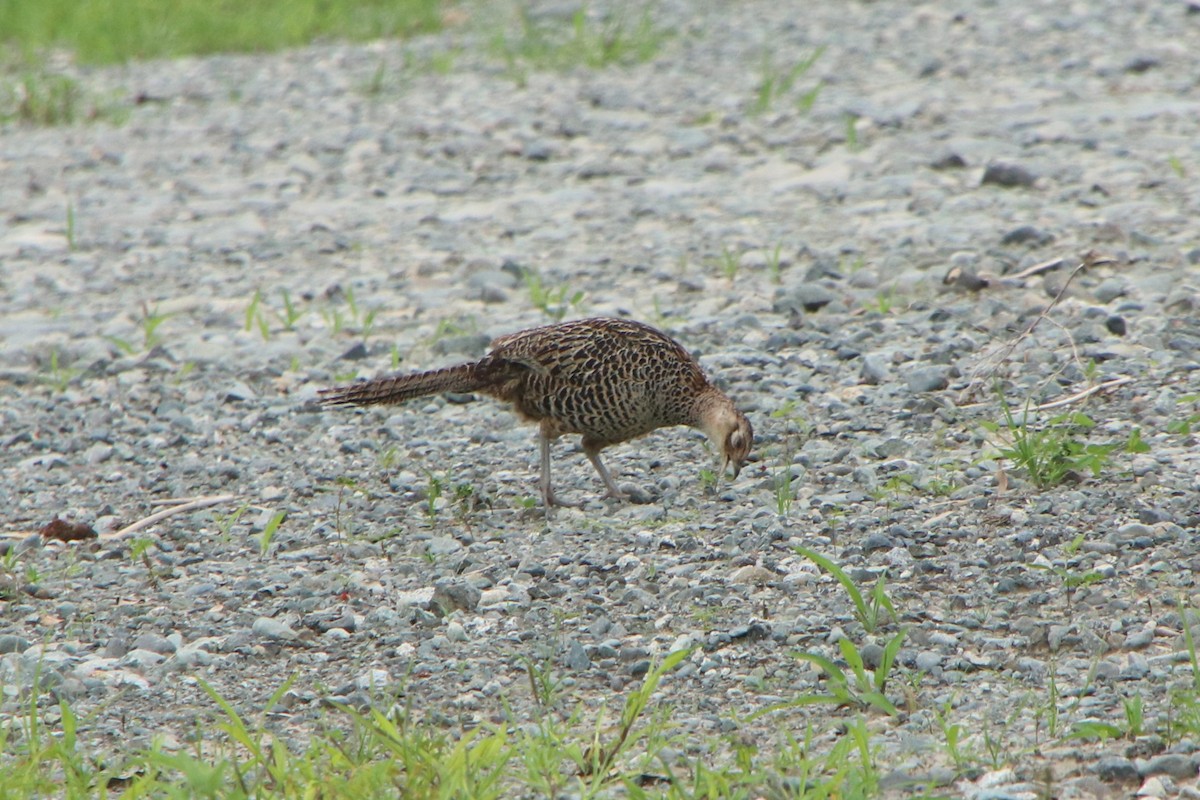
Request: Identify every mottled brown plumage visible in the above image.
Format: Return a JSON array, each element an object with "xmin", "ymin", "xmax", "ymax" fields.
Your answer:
[{"xmin": 319, "ymin": 317, "xmax": 753, "ymax": 507}]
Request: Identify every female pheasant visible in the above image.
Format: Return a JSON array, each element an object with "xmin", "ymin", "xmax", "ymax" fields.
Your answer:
[{"xmin": 319, "ymin": 317, "xmax": 753, "ymax": 507}]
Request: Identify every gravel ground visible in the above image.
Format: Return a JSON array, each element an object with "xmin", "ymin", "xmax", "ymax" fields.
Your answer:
[{"xmin": 3, "ymin": 0, "xmax": 1200, "ymax": 795}]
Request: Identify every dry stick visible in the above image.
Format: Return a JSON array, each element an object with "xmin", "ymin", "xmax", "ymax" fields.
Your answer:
[
  {"xmin": 103, "ymin": 494, "xmax": 239, "ymax": 539},
  {"xmin": 1034, "ymin": 375, "xmax": 1134, "ymax": 411},
  {"xmin": 1008, "ymin": 256, "xmax": 1065, "ymax": 281},
  {"xmin": 962, "ymin": 253, "xmax": 1097, "ymax": 402}
]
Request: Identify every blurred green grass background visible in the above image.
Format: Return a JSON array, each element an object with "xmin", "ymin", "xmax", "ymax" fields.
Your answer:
[{"xmin": 0, "ymin": 0, "xmax": 445, "ymax": 64}]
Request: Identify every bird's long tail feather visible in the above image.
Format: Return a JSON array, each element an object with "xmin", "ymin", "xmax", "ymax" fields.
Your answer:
[{"xmin": 318, "ymin": 362, "xmax": 489, "ymax": 407}]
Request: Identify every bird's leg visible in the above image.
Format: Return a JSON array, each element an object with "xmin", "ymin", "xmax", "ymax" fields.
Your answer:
[
  {"xmin": 539, "ymin": 425, "xmax": 579, "ymax": 508},
  {"xmin": 583, "ymin": 441, "xmax": 627, "ymax": 500}
]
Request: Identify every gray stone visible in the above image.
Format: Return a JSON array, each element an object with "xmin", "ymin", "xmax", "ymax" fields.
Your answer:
[
  {"xmin": 981, "ymin": 162, "xmax": 1037, "ymax": 187},
  {"xmin": 132, "ymin": 633, "xmax": 177, "ymax": 655},
  {"xmin": 1141, "ymin": 753, "xmax": 1195, "ymax": 779},
  {"xmin": 906, "ymin": 366, "xmax": 950, "ymax": 393},
  {"xmin": 0, "ymin": 635, "xmax": 30, "ymax": 654},
  {"xmin": 432, "ymin": 578, "xmax": 481, "ymax": 615},
  {"xmin": 251, "ymin": 617, "xmax": 300, "ymax": 641},
  {"xmin": 1095, "ymin": 756, "xmax": 1138, "ymax": 782},
  {"xmin": 564, "ymin": 639, "xmax": 591, "ymax": 671}
]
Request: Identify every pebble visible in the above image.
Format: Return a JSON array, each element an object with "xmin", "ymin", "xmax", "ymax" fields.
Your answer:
[
  {"xmin": 1096, "ymin": 755, "xmax": 1139, "ymax": 782},
  {"xmin": 905, "ymin": 366, "xmax": 950, "ymax": 393},
  {"xmin": 251, "ymin": 617, "xmax": 300, "ymax": 641}
]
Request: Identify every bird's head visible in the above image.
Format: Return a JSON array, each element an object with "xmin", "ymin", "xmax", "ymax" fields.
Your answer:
[{"xmin": 698, "ymin": 397, "xmax": 754, "ymax": 479}]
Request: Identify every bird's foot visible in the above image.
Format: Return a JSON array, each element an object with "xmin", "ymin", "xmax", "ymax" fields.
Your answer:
[
  {"xmin": 607, "ymin": 484, "xmax": 654, "ymax": 504},
  {"xmin": 543, "ymin": 489, "xmax": 582, "ymax": 509}
]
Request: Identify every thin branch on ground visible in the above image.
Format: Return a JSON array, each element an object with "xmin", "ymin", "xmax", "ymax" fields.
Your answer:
[
  {"xmin": 103, "ymin": 494, "xmax": 240, "ymax": 539},
  {"xmin": 1034, "ymin": 376, "xmax": 1134, "ymax": 411}
]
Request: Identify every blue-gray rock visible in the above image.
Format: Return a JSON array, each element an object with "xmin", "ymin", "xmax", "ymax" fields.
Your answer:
[
  {"xmin": 564, "ymin": 639, "xmax": 591, "ymax": 671},
  {"xmin": 251, "ymin": 617, "xmax": 300, "ymax": 641},
  {"xmin": 1140, "ymin": 753, "xmax": 1194, "ymax": 779},
  {"xmin": 132, "ymin": 633, "xmax": 177, "ymax": 655},
  {"xmin": 982, "ymin": 162, "xmax": 1037, "ymax": 187},
  {"xmin": 0, "ymin": 635, "xmax": 31, "ymax": 654},
  {"xmin": 906, "ymin": 366, "xmax": 950, "ymax": 393},
  {"xmin": 1095, "ymin": 756, "xmax": 1138, "ymax": 782}
]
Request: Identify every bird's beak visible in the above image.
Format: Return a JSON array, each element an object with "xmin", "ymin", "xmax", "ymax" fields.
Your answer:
[{"xmin": 723, "ymin": 456, "xmax": 742, "ymax": 480}]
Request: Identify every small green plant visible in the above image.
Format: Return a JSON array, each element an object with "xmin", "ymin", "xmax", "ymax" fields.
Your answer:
[
  {"xmin": 423, "ymin": 470, "xmax": 445, "ymax": 521},
  {"xmin": 128, "ymin": 537, "xmax": 161, "ymax": 586},
  {"xmin": 1062, "ymin": 532, "xmax": 1085, "ymax": 556},
  {"xmin": 524, "ymin": 269, "xmax": 584, "ymax": 321},
  {"xmin": 981, "ymin": 394, "xmax": 1149, "ymax": 490},
  {"xmin": 1168, "ymin": 155, "xmax": 1186, "ymax": 178},
  {"xmin": 523, "ymin": 653, "xmax": 565, "ymax": 710},
  {"xmin": 41, "ymin": 349, "xmax": 82, "ymax": 392},
  {"xmin": 104, "ymin": 302, "xmax": 174, "ymax": 354},
  {"xmin": 277, "ymin": 289, "xmax": 304, "ymax": 331},
  {"xmin": 258, "ymin": 510, "xmax": 285, "ymax": 558},
  {"xmin": 1036, "ymin": 665, "xmax": 1062, "ymax": 741},
  {"xmin": 923, "ymin": 474, "xmax": 960, "ymax": 497},
  {"xmin": 360, "ymin": 307, "xmax": 379, "ymax": 339},
  {"xmin": 768, "ymin": 401, "xmax": 805, "ymax": 517},
  {"xmin": 377, "ymin": 446, "xmax": 401, "ymax": 471},
  {"xmin": 842, "ymin": 253, "xmax": 867, "ymax": 274},
  {"xmin": 332, "ymin": 476, "xmax": 361, "ymax": 539},
  {"xmin": 173, "ymin": 360, "xmax": 196, "ymax": 384},
  {"xmin": 872, "ymin": 289, "xmax": 895, "ymax": 314},
  {"xmin": 771, "ymin": 466, "xmax": 794, "ymax": 516},
  {"xmin": 322, "ymin": 306, "xmax": 346, "ymax": 335},
  {"xmin": 365, "ymin": 59, "xmax": 387, "ymax": 96},
  {"xmin": 716, "ymin": 245, "xmax": 740, "ymax": 280},
  {"xmin": 755, "ymin": 630, "xmax": 906, "ymax": 718},
  {"xmin": 137, "ymin": 303, "xmax": 172, "ymax": 350},
  {"xmin": 1028, "ymin": 561, "xmax": 1107, "ymax": 610},
  {"xmin": 244, "ymin": 289, "xmax": 270, "ymax": 339},
  {"xmin": 936, "ymin": 699, "xmax": 970, "ymax": 772},
  {"xmin": 844, "ymin": 113, "xmax": 861, "ymax": 150},
  {"xmin": 212, "ymin": 504, "xmax": 249, "ymax": 540},
  {"xmin": 452, "ymin": 482, "xmax": 477, "ymax": 521},
  {"xmin": 314, "ymin": 286, "xmax": 381, "ymax": 339},
  {"xmin": 1066, "ymin": 694, "xmax": 1144, "ymax": 742},
  {"xmin": 765, "ymin": 242, "xmax": 784, "ymax": 284},
  {"xmin": 647, "ymin": 295, "xmax": 685, "ymax": 328},
  {"xmin": 796, "ymin": 546, "xmax": 896, "ymax": 633},
  {"xmin": 65, "ymin": 199, "xmax": 76, "ymax": 250},
  {"xmin": 697, "ymin": 467, "xmax": 718, "ymax": 495},
  {"xmin": 576, "ymin": 649, "xmax": 689, "ymax": 787},
  {"xmin": 1167, "ymin": 394, "xmax": 1200, "ymax": 435},
  {"xmin": 751, "ymin": 46, "xmax": 824, "ymax": 114},
  {"xmin": 423, "ymin": 316, "xmax": 476, "ymax": 347},
  {"xmin": 871, "ymin": 473, "xmax": 914, "ymax": 502}
]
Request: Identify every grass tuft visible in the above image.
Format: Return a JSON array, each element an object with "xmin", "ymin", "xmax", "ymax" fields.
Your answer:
[
  {"xmin": 981, "ymin": 391, "xmax": 1150, "ymax": 490},
  {"xmin": 490, "ymin": 5, "xmax": 666, "ymax": 85}
]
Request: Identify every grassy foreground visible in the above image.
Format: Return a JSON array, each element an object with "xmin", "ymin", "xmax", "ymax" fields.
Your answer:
[
  {"xmin": 0, "ymin": 653, "xmax": 884, "ymax": 799},
  {"xmin": 0, "ymin": 0, "xmax": 444, "ymax": 65}
]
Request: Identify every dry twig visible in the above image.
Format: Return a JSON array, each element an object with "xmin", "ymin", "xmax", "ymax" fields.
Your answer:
[
  {"xmin": 102, "ymin": 494, "xmax": 240, "ymax": 539},
  {"xmin": 1034, "ymin": 376, "xmax": 1134, "ymax": 411}
]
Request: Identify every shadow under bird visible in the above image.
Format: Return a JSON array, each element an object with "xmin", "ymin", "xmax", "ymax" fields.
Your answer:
[{"xmin": 318, "ymin": 317, "xmax": 753, "ymax": 507}]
